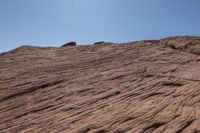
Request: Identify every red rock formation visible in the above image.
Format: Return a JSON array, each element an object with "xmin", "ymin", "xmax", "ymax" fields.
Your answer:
[{"xmin": 1, "ymin": 36, "xmax": 200, "ymax": 132}]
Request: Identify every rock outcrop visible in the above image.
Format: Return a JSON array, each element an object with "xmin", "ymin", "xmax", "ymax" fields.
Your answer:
[
  {"xmin": 61, "ymin": 42, "xmax": 77, "ymax": 47},
  {"xmin": 94, "ymin": 41, "xmax": 105, "ymax": 45},
  {"xmin": 1, "ymin": 36, "xmax": 200, "ymax": 133}
]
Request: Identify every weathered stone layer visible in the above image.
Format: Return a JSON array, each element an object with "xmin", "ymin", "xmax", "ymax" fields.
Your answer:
[{"xmin": 1, "ymin": 36, "xmax": 200, "ymax": 133}]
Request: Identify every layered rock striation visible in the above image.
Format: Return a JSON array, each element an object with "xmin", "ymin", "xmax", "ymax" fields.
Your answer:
[{"xmin": 1, "ymin": 36, "xmax": 200, "ymax": 133}]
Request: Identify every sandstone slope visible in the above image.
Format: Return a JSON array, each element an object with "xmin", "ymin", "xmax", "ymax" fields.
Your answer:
[{"xmin": 1, "ymin": 36, "xmax": 200, "ymax": 133}]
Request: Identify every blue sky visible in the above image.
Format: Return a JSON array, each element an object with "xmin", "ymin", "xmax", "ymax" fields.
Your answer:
[{"xmin": 0, "ymin": 0, "xmax": 200, "ymax": 52}]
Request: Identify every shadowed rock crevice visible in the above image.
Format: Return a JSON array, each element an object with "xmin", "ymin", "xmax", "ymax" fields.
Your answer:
[
  {"xmin": 161, "ymin": 82, "xmax": 185, "ymax": 87},
  {"xmin": 0, "ymin": 79, "xmax": 65, "ymax": 102},
  {"xmin": 1, "ymin": 36, "xmax": 200, "ymax": 133}
]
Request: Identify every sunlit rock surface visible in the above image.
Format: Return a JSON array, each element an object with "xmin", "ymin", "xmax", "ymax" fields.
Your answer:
[{"xmin": 1, "ymin": 36, "xmax": 200, "ymax": 133}]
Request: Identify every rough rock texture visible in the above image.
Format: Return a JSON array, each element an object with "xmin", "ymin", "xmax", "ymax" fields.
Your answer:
[{"xmin": 1, "ymin": 36, "xmax": 200, "ymax": 133}]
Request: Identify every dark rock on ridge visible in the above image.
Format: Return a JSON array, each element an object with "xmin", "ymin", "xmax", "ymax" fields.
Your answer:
[
  {"xmin": 94, "ymin": 41, "xmax": 105, "ymax": 45},
  {"xmin": 1, "ymin": 36, "xmax": 200, "ymax": 132},
  {"xmin": 61, "ymin": 41, "xmax": 77, "ymax": 47}
]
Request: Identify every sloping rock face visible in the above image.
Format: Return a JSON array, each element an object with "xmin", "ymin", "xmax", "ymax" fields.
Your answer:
[{"xmin": 1, "ymin": 36, "xmax": 200, "ymax": 133}]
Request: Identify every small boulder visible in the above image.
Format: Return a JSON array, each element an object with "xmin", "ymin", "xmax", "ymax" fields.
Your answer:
[
  {"xmin": 94, "ymin": 41, "xmax": 105, "ymax": 45},
  {"xmin": 167, "ymin": 44, "xmax": 176, "ymax": 49},
  {"xmin": 160, "ymin": 44, "xmax": 176, "ymax": 49},
  {"xmin": 61, "ymin": 42, "xmax": 76, "ymax": 47}
]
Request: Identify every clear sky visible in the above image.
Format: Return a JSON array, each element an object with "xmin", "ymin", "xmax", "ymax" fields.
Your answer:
[{"xmin": 0, "ymin": 0, "xmax": 200, "ymax": 52}]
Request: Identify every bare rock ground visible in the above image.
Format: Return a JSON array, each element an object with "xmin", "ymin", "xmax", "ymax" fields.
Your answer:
[{"xmin": 1, "ymin": 36, "xmax": 200, "ymax": 133}]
